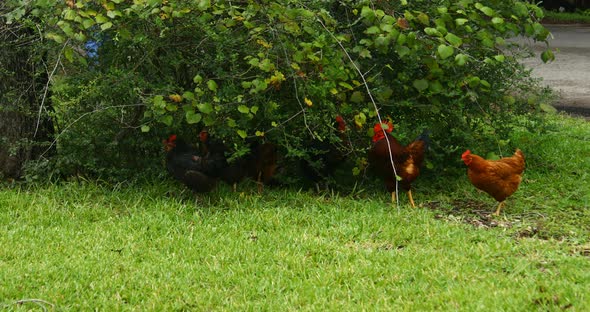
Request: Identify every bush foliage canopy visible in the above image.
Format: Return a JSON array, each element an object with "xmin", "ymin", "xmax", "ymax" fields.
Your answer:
[{"xmin": 2, "ymin": 0, "xmax": 553, "ymax": 182}]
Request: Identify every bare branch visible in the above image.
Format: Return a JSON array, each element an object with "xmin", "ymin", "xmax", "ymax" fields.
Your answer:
[
  {"xmin": 34, "ymin": 38, "xmax": 70, "ymax": 138},
  {"xmin": 315, "ymin": 15, "xmax": 401, "ymax": 209}
]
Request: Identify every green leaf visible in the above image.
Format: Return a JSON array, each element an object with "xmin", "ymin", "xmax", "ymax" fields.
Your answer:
[
  {"xmin": 197, "ymin": 0, "xmax": 211, "ymax": 11},
  {"xmin": 63, "ymin": 9, "xmax": 77, "ymax": 20},
  {"xmin": 479, "ymin": 6, "xmax": 495, "ymax": 17},
  {"xmin": 238, "ymin": 105, "xmax": 250, "ymax": 114},
  {"xmin": 444, "ymin": 33, "xmax": 463, "ymax": 47},
  {"xmin": 350, "ymin": 91, "xmax": 364, "ymax": 103},
  {"xmin": 539, "ymin": 103, "xmax": 557, "ymax": 113},
  {"xmin": 395, "ymin": 45, "xmax": 410, "ymax": 57},
  {"xmin": 437, "ymin": 44, "xmax": 454, "ymax": 59},
  {"xmin": 424, "ymin": 27, "xmax": 442, "ymax": 37},
  {"xmin": 380, "ymin": 23, "xmax": 394, "ymax": 33},
  {"xmin": 491, "ymin": 17, "xmax": 504, "ymax": 24},
  {"xmin": 413, "ymin": 79, "xmax": 429, "ymax": 92},
  {"xmin": 197, "ymin": 103, "xmax": 213, "ymax": 114},
  {"xmin": 455, "ymin": 18, "xmax": 468, "ymax": 26},
  {"xmin": 193, "ymin": 74, "xmax": 203, "ymax": 84},
  {"xmin": 480, "ymin": 80, "xmax": 491, "ymax": 89},
  {"xmin": 141, "ymin": 125, "xmax": 150, "ymax": 132},
  {"xmin": 166, "ymin": 103, "xmax": 178, "ymax": 112},
  {"xmin": 258, "ymin": 58, "xmax": 274, "ymax": 72},
  {"xmin": 237, "ymin": 130, "xmax": 247, "ymax": 139},
  {"xmin": 250, "ymin": 106, "xmax": 259, "ymax": 114},
  {"xmin": 183, "ymin": 91, "xmax": 195, "ymax": 101},
  {"xmin": 46, "ymin": 33, "xmax": 65, "ymax": 43},
  {"xmin": 494, "ymin": 54, "xmax": 505, "ymax": 62},
  {"xmin": 207, "ymin": 80, "xmax": 218, "ymax": 91},
  {"xmin": 429, "ymin": 80, "xmax": 443, "ymax": 94},
  {"xmin": 95, "ymin": 15, "xmax": 109, "ymax": 23},
  {"xmin": 541, "ymin": 50, "xmax": 555, "ymax": 63},
  {"xmin": 513, "ymin": 2, "xmax": 528, "ymax": 17},
  {"xmin": 466, "ymin": 76, "xmax": 480, "ymax": 88},
  {"xmin": 153, "ymin": 95, "xmax": 165, "ymax": 108},
  {"xmin": 366, "ymin": 26, "xmax": 381, "ymax": 35},
  {"xmin": 100, "ymin": 22, "xmax": 113, "ymax": 30},
  {"xmin": 104, "ymin": 2, "xmax": 115, "ymax": 10},
  {"xmin": 64, "ymin": 47, "xmax": 74, "ymax": 62},
  {"xmin": 161, "ymin": 115, "xmax": 173, "ymax": 126},
  {"xmin": 455, "ymin": 53, "xmax": 468, "ymax": 66},
  {"xmin": 338, "ymin": 81, "xmax": 354, "ymax": 90},
  {"xmin": 82, "ymin": 18, "xmax": 95, "ymax": 29},
  {"xmin": 360, "ymin": 6, "xmax": 374, "ymax": 19},
  {"xmin": 185, "ymin": 111, "xmax": 202, "ymax": 124},
  {"xmin": 417, "ymin": 12, "xmax": 429, "ymax": 25}
]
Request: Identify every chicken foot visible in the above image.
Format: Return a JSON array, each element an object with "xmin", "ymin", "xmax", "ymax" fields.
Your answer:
[
  {"xmin": 407, "ymin": 190, "xmax": 416, "ymax": 208},
  {"xmin": 492, "ymin": 201, "xmax": 505, "ymax": 216},
  {"xmin": 391, "ymin": 191, "xmax": 417, "ymax": 208}
]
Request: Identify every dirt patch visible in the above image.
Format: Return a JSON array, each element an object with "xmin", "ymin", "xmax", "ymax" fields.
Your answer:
[{"xmin": 424, "ymin": 199, "xmax": 514, "ymax": 230}]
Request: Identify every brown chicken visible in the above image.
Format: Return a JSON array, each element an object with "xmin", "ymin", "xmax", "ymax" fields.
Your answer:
[
  {"xmin": 199, "ymin": 130, "xmax": 277, "ymax": 193},
  {"xmin": 249, "ymin": 142, "xmax": 278, "ymax": 193},
  {"xmin": 369, "ymin": 121, "xmax": 430, "ymax": 207},
  {"xmin": 461, "ymin": 149, "xmax": 525, "ymax": 216}
]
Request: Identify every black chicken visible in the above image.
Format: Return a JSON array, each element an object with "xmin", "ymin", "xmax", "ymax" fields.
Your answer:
[
  {"xmin": 163, "ymin": 134, "xmax": 218, "ymax": 193},
  {"xmin": 302, "ymin": 115, "xmax": 348, "ymax": 191},
  {"xmin": 199, "ymin": 130, "xmax": 278, "ymax": 193}
]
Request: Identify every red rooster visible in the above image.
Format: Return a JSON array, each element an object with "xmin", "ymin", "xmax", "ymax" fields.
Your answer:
[
  {"xmin": 461, "ymin": 149, "xmax": 525, "ymax": 216},
  {"xmin": 368, "ymin": 121, "xmax": 430, "ymax": 207}
]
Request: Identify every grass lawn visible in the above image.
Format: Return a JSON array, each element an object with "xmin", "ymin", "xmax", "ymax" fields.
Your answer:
[
  {"xmin": 543, "ymin": 10, "xmax": 590, "ymax": 24},
  {"xmin": 1, "ymin": 114, "xmax": 589, "ymax": 311}
]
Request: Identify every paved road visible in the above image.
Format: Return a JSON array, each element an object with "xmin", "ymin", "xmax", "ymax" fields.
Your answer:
[{"xmin": 519, "ymin": 25, "xmax": 590, "ymax": 118}]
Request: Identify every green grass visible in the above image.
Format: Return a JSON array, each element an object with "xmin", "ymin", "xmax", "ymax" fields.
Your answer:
[
  {"xmin": 543, "ymin": 10, "xmax": 590, "ymax": 24},
  {"xmin": 1, "ymin": 113, "xmax": 589, "ymax": 311}
]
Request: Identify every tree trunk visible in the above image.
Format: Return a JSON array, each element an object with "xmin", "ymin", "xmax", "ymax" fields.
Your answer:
[{"xmin": 0, "ymin": 13, "xmax": 54, "ymax": 179}]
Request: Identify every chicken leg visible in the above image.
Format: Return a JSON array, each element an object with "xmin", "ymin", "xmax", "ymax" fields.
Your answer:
[
  {"xmin": 407, "ymin": 190, "xmax": 416, "ymax": 208},
  {"xmin": 493, "ymin": 201, "xmax": 505, "ymax": 216},
  {"xmin": 391, "ymin": 192, "xmax": 396, "ymax": 206},
  {"xmin": 257, "ymin": 171, "xmax": 263, "ymax": 194}
]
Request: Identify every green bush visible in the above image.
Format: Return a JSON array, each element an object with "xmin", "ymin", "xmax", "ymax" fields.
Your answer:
[{"xmin": 5, "ymin": 0, "xmax": 554, "ymax": 183}]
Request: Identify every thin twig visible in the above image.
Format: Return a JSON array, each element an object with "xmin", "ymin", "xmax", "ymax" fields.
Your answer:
[
  {"xmin": 40, "ymin": 103, "xmax": 146, "ymax": 157},
  {"xmin": 15, "ymin": 298, "xmax": 55, "ymax": 312},
  {"xmin": 315, "ymin": 15, "xmax": 400, "ymax": 209},
  {"xmin": 34, "ymin": 38, "xmax": 70, "ymax": 138}
]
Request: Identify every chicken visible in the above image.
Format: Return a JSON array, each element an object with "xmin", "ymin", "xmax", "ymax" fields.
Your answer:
[
  {"xmin": 199, "ymin": 130, "xmax": 278, "ymax": 193},
  {"xmin": 368, "ymin": 121, "xmax": 430, "ymax": 207},
  {"xmin": 302, "ymin": 116, "xmax": 348, "ymax": 191},
  {"xmin": 248, "ymin": 141, "xmax": 278, "ymax": 193},
  {"xmin": 461, "ymin": 149, "xmax": 525, "ymax": 216},
  {"xmin": 163, "ymin": 134, "xmax": 217, "ymax": 193}
]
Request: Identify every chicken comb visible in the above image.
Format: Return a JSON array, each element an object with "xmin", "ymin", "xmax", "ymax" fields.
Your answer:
[
  {"xmin": 168, "ymin": 134, "xmax": 177, "ymax": 142},
  {"xmin": 373, "ymin": 121, "xmax": 394, "ymax": 133},
  {"xmin": 461, "ymin": 150, "xmax": 471, "ymax": 159},
  {"xmin": 335, "ymin": 115, "xmax": 346, "ymax": 131},
  {"xmin": 199, "ymin": 130, "xmax": 209, "ymax": 143}
]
